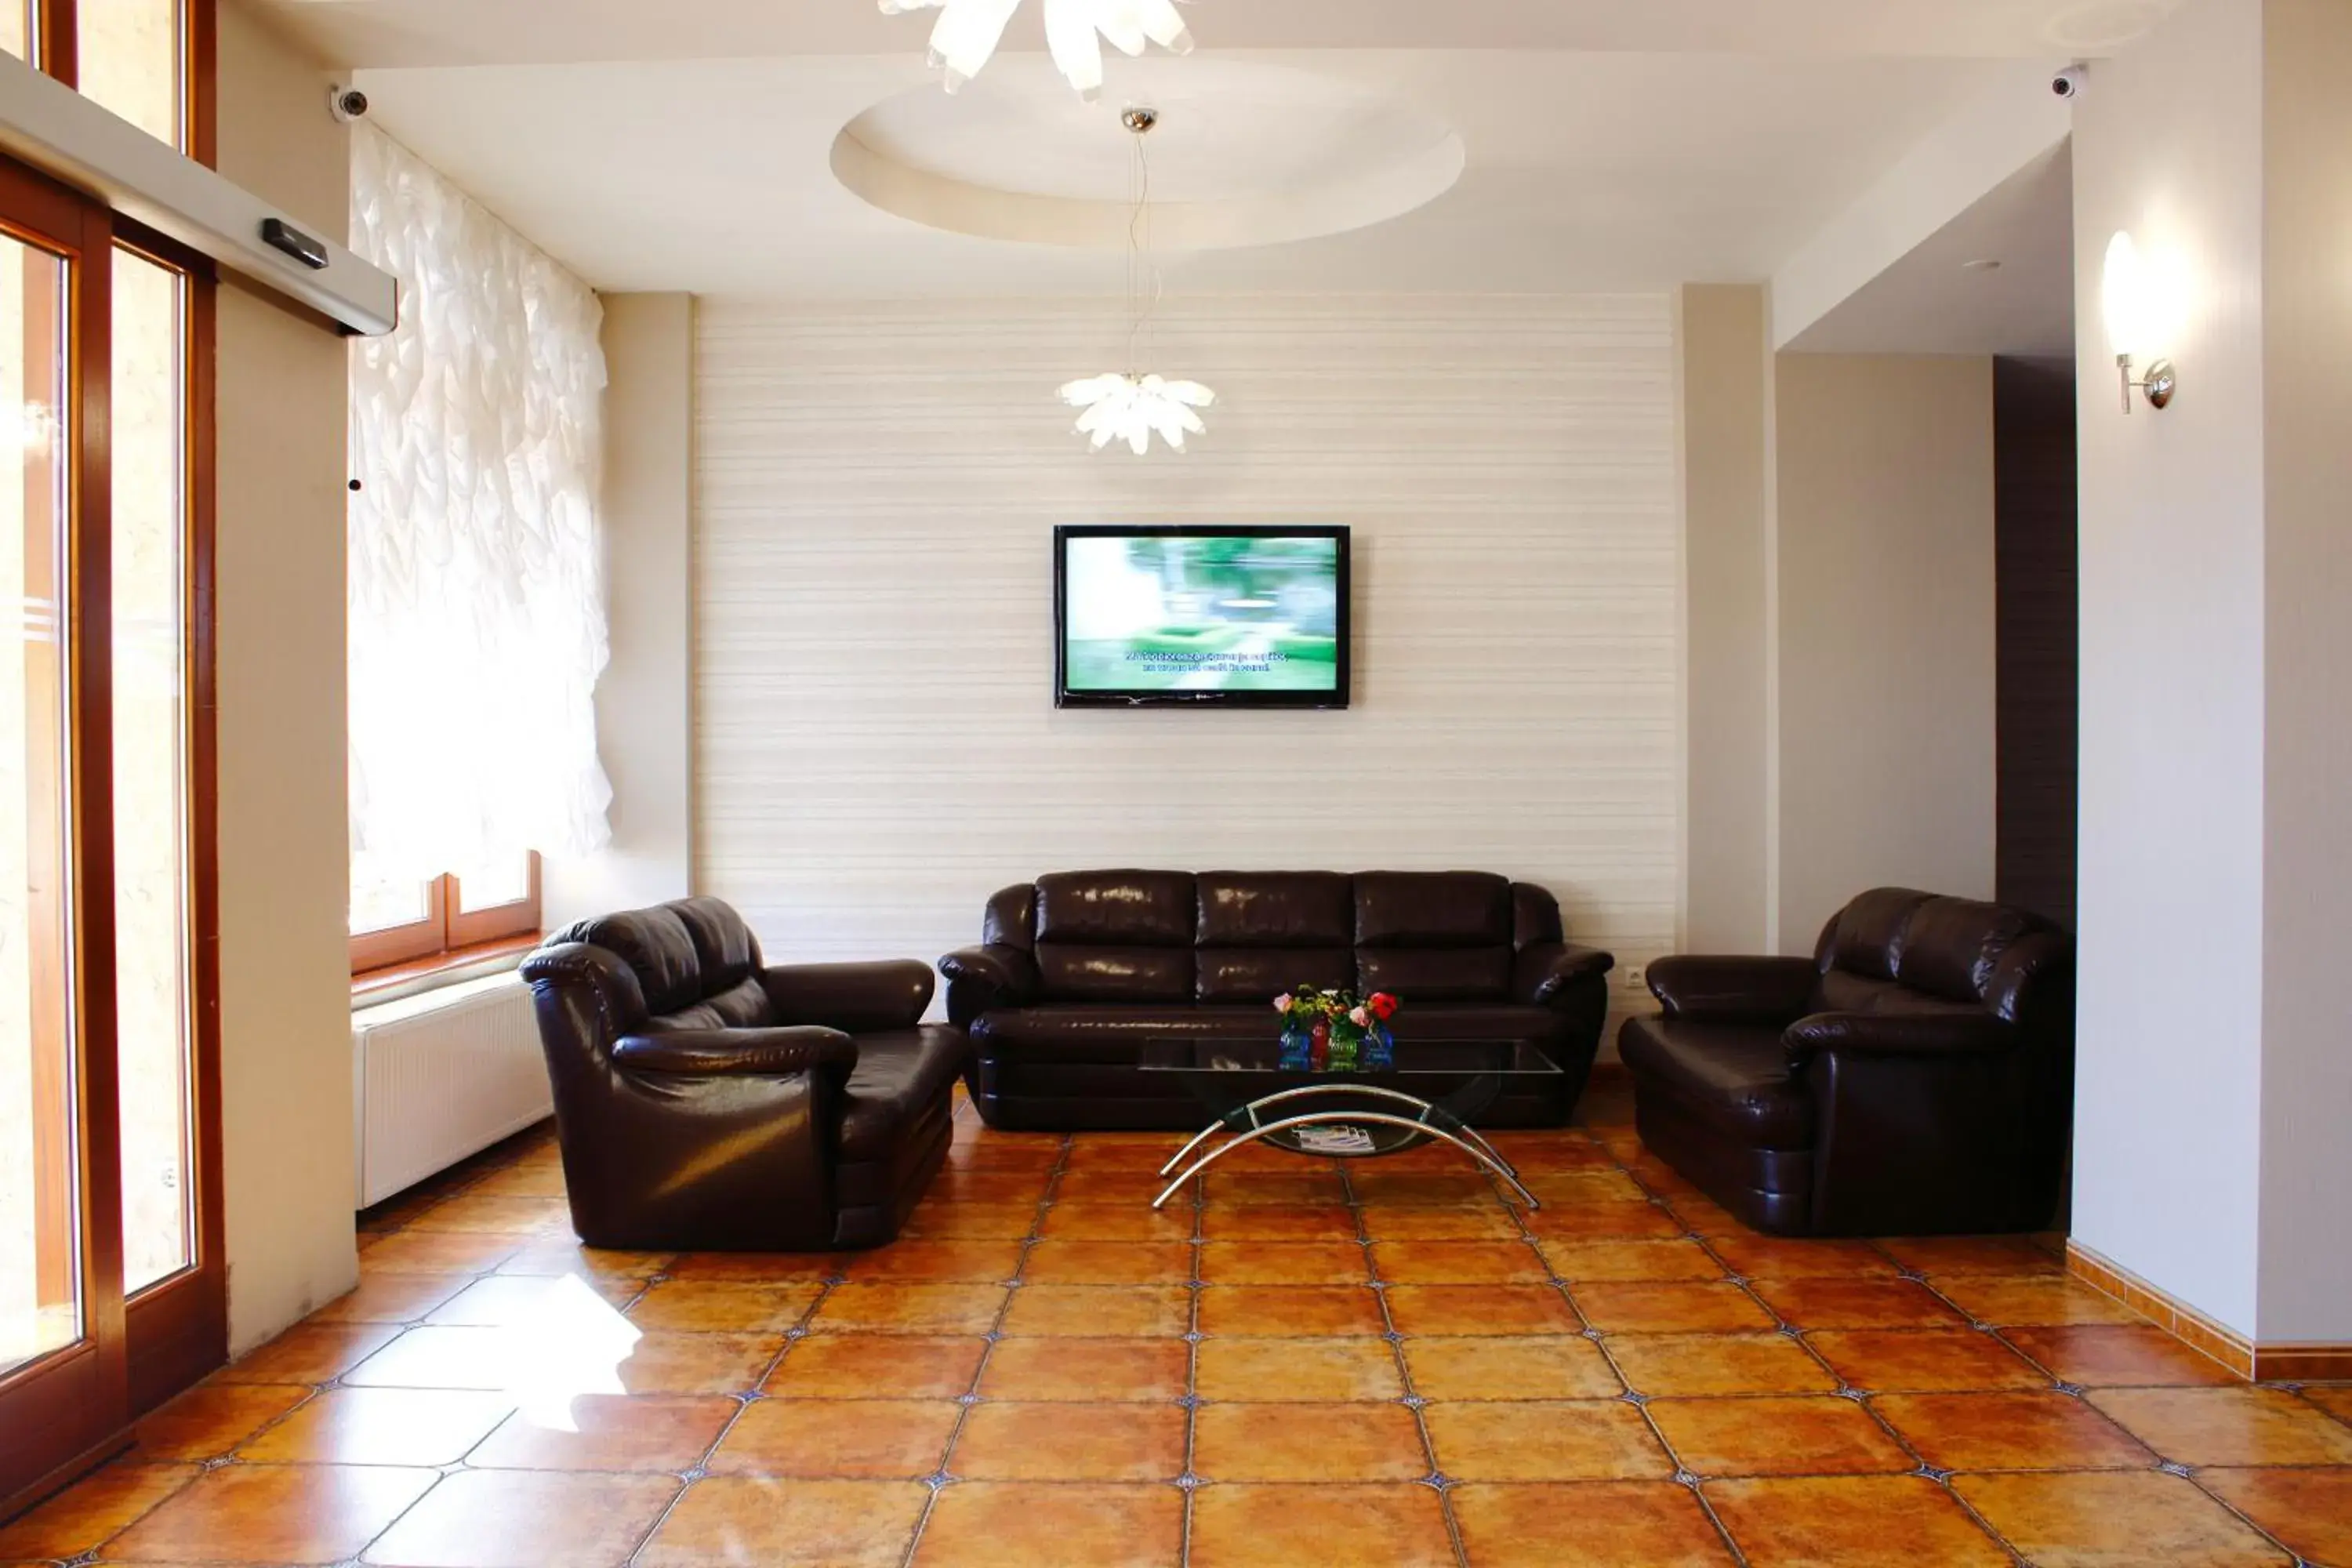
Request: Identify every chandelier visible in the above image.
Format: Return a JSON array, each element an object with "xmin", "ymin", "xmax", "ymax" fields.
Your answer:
[
  {"xmin": 878, "ymin": 0, "xmax": 1196, "ymax": 100},
  {"xmin": 1058, "ymin": 107, "xmax": 1215, "ymax": 455}
]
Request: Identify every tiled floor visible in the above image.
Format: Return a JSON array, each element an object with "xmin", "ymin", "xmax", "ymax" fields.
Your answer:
[{"xmin": 5, "ymin": 1074, "xmax": 2350, "ymax": 1566}]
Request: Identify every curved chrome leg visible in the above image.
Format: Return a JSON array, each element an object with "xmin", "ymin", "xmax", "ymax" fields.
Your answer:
[
  {"xmin": 1155, "ymin": 1081, "xmax": 1523, "ymax": 1181},
  {"xmin": 1152, "ymin": 1109, "xmax": 1542, "ymax": 1210}
]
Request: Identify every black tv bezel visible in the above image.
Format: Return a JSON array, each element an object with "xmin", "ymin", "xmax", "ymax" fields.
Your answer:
[{"xmin": 1053, "ymin": 524, "xmax": 1353, "ymax": 711}]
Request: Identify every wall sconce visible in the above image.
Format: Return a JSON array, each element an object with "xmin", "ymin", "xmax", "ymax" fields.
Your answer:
[{"xmin": 2102, "ymin": 230, "xmax": 2176, "ymax": 413}]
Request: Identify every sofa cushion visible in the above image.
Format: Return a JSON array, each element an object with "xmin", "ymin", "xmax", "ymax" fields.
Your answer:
[
  {"xmin": 1036, "ymin": 870, "xmax": 1195, "ymax": 945},
  {"xmin": 838, "ymin": 1025, "xmax": 968, "ymax": 1163},
  {"xmin": 1896, "ymin": 896, "xmax": 2039, "ymax": 1006},
  {"xmin": 1198, "ymin": 871, "xmax": 1353, "ymax": 947},
  {"xmin": 1619, "ymin": 1015, "xmax": 1815, "ymax": 1149},
  {"xmin": 555, "ymin": 904, "xmax": 704, "ymax": 1017},
  {"xmin": 670, "ymin": 897, "xmax": 761, "ymax": 994},
  {"xmin": 1354, "ymin": 871, "xmax": 1512, "ymax": 947},
  {"xmin": 647, "ymin": 975, "xmax": 775, "ymax": 1033},
  {"xmin": 1357, "ymin": 946, "xmax": 1512, "ymax": 1002},
  {"xmin": 1036, "ymin": 945, "xmax": 1194, "ymax": 1004},
  {"xmin": 1197, "ymin": 946, "xmax": 1352, "ymax": 1004}
]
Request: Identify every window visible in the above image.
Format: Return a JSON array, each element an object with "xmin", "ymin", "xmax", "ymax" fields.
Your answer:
[{"xmin": 351, "ymin": 855, "xmax": 543, "ymax": 975}]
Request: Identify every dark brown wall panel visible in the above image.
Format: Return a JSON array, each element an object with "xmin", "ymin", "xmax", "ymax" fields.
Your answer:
[{"xmin": 1994, "ymin": 356, "xmax": 2078, "ymax": 930}]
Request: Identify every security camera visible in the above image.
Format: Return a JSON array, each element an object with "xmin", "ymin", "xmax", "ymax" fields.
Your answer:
[
  {"xmin": 2051, "ymin": 64, "xmax": 2089, "ymax": 100},
  {"xmin": 328, "ymin": 85, "xmax": 370, "ymax": 123}
]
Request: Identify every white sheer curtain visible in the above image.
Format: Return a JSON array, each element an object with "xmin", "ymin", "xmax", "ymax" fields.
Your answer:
[{"xmin": 347, "ymin": 125, "xmax": 612, "ymax": 887}]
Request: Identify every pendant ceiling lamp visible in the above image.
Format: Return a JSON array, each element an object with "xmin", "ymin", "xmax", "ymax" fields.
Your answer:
[
  {"xmin": 878, "ymin": 0, "xmax": 1197, "ymax": 100},
  {"xmin": 1059, "ymin": 107, "xmax": 1215, "ymax": 456}
]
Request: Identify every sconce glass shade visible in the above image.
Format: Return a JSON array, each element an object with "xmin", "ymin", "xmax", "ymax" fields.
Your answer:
[{"xmin": 2102, "ymin": 230, "xmax": 2148, "ymax": 359}]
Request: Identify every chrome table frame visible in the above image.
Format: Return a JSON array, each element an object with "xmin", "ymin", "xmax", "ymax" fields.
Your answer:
[{"xmin": 1152, "ymin": 1082, "xmax": 1539, "ymax": 1210}]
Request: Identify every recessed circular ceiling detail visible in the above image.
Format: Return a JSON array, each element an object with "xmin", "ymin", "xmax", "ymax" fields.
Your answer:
[
  {"xmin": 2044, "ymin": 0, "xmax": 2176, "ymax": 50},
  {"xmin": 832, "ymin": 58, "xmax": 1465, "ymax": 250}
]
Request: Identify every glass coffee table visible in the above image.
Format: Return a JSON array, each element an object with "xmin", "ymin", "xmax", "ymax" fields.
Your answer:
[{"xmin": 1137, "ymin": 1037, "xmax": 1560, "ymax": 1210}]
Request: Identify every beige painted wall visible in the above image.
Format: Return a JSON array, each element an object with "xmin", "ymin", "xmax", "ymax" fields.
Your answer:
[
  {"xmin": 1770, "ymin": 354, "xmax": 1997, "ymax": 952},
  {"xmin": 215, "ymin": 0, "xmax": 357, "ymax": 1352},
  {"xmin": 692, "ymin": 295, "xmax": 1679, "ymax": 1024},
  {"xmin": 545, "ymin": 294, "xmax": 697, "ymax": 931},
  {"xmin": 1675, "ymin": 285, "xmax": 1771, "ymax": 952}
]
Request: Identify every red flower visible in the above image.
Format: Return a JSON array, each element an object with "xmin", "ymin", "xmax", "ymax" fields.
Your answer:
[{"xmin": 1369, "ymin": 993, "xmax": 1399, "ymax": 1021}]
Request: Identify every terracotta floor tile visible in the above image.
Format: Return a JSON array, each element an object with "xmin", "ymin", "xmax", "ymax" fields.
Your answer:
[
  {"xmin": 1037, "ymin": 1203, "xmax": 1196, "ymax": 1242},
  {"xmin": 495, "ymin": 1242, "xmax": 676, "ymax": 1280},
  {"xmin": 1571, "ymin": 1282, "xmax": 1777, "ymax": 1334},
  {"xmin": 1748, "ymin": 1278, "xmax": 1965, "ymax": 1330},
  {"xmin": 1492, "ymin": 1140, "xmax": 1620, "ymax": 1174},
  {"xmin": 1520, "ymin": 1200, "xmax": 1688, "ymax": 1241},
  {"xmin": 709, "ymin": 1399, "xmax": 960, "ymax": 1479},
  {"xmin": 913, "ymin": 1482, "xmax": 1182, "ymax": 1568},
  {"xmin": 1934, "ymin": 1275, "xmax": 2149, "ymax": 1327},
  {"xmin": 928, "ymin": 1170, "xmax": 1053, "ymax": 1204},
  {"xmin": 1189, "ymin": 1483, "xmax": 1455, "ymax": 1567},
  {"xmin": 1371, "ymin": 1240, "xmax": 1553, "ymax": 1285},
  {"xmin": 238, "ymin": 1388, "xmax": 516, "ymax": 1466},
  {"xmin": 659, "ymin": 1252, "xmax": 844, "ymax": 1284},
  {"xmin": 1662, "ymin": 1194, "xmax": 1750, "ymax": 1234},
  {"xmin": 1425, "ymin": 1399, "xmax": 1675, "ymax": 1482},
  {"xmin": 463, "ymin": 1161, "xmax": 570, "ymax": 1198},
  {"xmin": 626, "ymin": 1281, "xmax": 826, "ymax": 1334},
  {"xmin": 406, "ymin": 1194, "xmax": 573, "ymax": 1235},
  {"xmin": 1954, "ymin": 1470, "xmax": 2292, "ymax": 1567},
  {"xmin": 1359, "ymin": 1204, "xmax": 1527, "ymax": 1241},
  {"xmin": 341, "ymin": 1327, "xmax": 519, "ymax": 1391},
  {"xmin": 2305, "ymin": 1384, "xmax": 2352, "ymax": 1423},
  {"xmin": 358, "ymin": 1469, "xmax": 679, "ymax": 1566},
  {"xmin": 1875, "ymin": 1234, "xmax": 2064, "ymax": 1277},
  {"xmin": 105, "ymin": 1463, "xmax": 436, "ymax": 1564},
  {"xmin": 952, "ymin": 1401, "xmax": 1188, "ymax": 1481},
  {"xmin": 900, "ymin": 1203, "xmax": 1041, "ymax": 1240},
  {"xmin": 764, "ymin": 1333, "xmax": 986, "ymax": 1399},
  {"xmin": 614, "ymin": 1331, "xmax": 785, "ymax": 1396},
  {"xmin": 1195, "ymin": 1336, "xmax": 1405, "ymax": 1403},
  {"xmin": 637, "ymin": 1476, "xmax": 928, "ymax": 1568},
  {"xmin": 424, "ymin": 1273, "xmax": 644, "ymax": 1326},
  {"xmin": 1195, "ymin": 1284, "xmax": 1385, "ymax": 1338},
  {"xmin": 1192, "ymin": 1402, "xmax": 1431, "ymax": 1482},
  {"xmin": 1197, "ymin": 1239, "xmax": 1370, "ymax": 1285},
  {"xmin": 1519, "ymin": 1170, "xmax": 1652, "ymax": 1205},
  {"xmin": 978, "ymin": 1336, "xmax": 1190, "ymax": 1402},
  {"xmin": 467, "ymin": 1392, "xmax": 737, "ymax": 1472},
  {"xmin": 949, "ymin": 1141, "xmax": 1064, "ymax": 1171},
  {"xmin": 1607, "ymin": 1332, "xmax": 1840, "ymax": 1397},
  {"xmin": 0, "ymin": 1463, "xmax": 197, "ymax": 1561},
  {"xmin": 1450, "ymin": 1480, "xmax": 1733, "ymax": 1566},
  {"xmin": 2087, "ymin": 1385, "xmax": 2352, "ymax": 1466},
  {"xmin": 807, "ymin": 1282, "xmax": 1008, "ymax": 1336},
  {"xmin": 1706, "ymin": 1475, "xmax": 2009, "ymax": 1567},
  {"xmin": 838, "ymin": 1238, "xmax": 1025, "ymax": 1283},
  {"xmin": 311, "ymin": 1272, "xmax": 475, "ymax": 1325},
  {"xmin": 1194, "ymin": 1203, "xmax": 1357, "ymax": 1242},
  {"xmin": 1051, "ymin": 1169, "xmax": 1168, "ymax": 1203},
  {"xmin": 1342, "ymin": 1171, "xmax": 1496, "ymax": 1207},
  {"xmin": 1197, "ymin": 1171, "xmax": 1352, "ymax": 1206},
  {"xmin": 1646, "ymin": 1395, "xmax": 1915, "ymax": 1479},
  {"xmin": 1058, "ymin": 1139, "xmax": 1181, "ymax": 1171},
  {"xmin": 2200, "ymin": 1466, "xmax": 2352, "ymax": 1567},
  {"xmin": 1873, "ymin": 1391, "xmax": 2154, "ymax": 1472},
  {"xmin": 1019, "ymin": 1239, "xmax": 1194, "ymax": 1286},
  {"xmin": 2001, "ymin": 1324, "xmax": 2243, "ymax": 1387},
  {"xmin": 1404, "ymin": 1335, "xmax": 1622, "ymax": 1401},
  {"xmin": 359, "ymin": 1229, "xmax": 534, "ymax": 1275},
  {"xmin": 999, "ymin": 1283, "xmax": 1190, "ymax": 1338},
  {"xmin": 132, "ymin": 1383, "xmax": 312, "ymax": 1461},
  {"xmin": 213, "ymin": 1322, "xmax": 403, "ymax": 1384},
  {"xmin": 1808, "ymin": 1329, "xmax": 2050, "ymax": 1393},
  {"xmin": 1541, "ymin": 1239, "xmax": 1728, "ymax": 1283},
  {"xmin": 1700, "ymin": 1235, "xmax": 1899, "ymax": 1279},
  {"xmin": 1384, "ymin": 1284, "xmax": 1580, "ymax": 1337}
]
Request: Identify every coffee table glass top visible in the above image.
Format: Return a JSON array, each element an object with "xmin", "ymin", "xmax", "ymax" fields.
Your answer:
[{"xmin": 1136, "ymin": 1037, "xmax": 1563, "ymax": 1077}]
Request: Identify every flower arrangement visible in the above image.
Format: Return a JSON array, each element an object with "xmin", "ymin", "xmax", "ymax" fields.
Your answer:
[{"xmin": 1274, "ymin": 987, "xmax": 1401, "ymax": 1072}]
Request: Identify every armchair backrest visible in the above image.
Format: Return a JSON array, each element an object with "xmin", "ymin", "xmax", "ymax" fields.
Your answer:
[
  {"xmin": 1811, "ymin": 887, "xmax": 2074, "ymax": 1038},
  {"xmin": 979, "ymin": 870, "xmax": 1570, "ymax": 1007},
  {"xmin": 524, "ymin": 896, "xmax": 778, "ymax": 1048}
]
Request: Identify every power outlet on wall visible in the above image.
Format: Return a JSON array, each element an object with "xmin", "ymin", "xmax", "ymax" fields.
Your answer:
[{"xmin": 1623, "ymin": 964, "xmax": 1647, "ymax": 993}]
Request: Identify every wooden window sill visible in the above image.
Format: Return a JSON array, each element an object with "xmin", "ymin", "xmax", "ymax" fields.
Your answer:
[{"xmin": 352, "ymin": 934, "xmax": 543, "ymax": 1005}]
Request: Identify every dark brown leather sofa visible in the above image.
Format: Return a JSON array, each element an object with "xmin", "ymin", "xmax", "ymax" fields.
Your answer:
[
  {"xmin": 1618, "ymin": 887, "xmax": 2074, "ymax": 1237},
  {"xmin": 940, "ymin": 869, "xmax": 1614, "ymax": 1131},
  {"xmin": 521, "ymin": 898, "xmax": 965, "ymax": 1250}
]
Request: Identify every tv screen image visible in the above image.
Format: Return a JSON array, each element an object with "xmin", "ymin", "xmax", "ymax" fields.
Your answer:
[{"xmin": 1054, "ymin": 526, "xmax": 1351, "ymax": 709}]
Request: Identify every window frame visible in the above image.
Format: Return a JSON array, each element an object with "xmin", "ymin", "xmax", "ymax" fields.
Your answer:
[{"xmin": 350, "ymin": 853, "xmax": 543, "ymax": 978}]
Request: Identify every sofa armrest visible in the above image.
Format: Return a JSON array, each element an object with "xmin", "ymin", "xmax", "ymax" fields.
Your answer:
[
  {"xmin": 761, "ymin": 960, "xmax": 935, "ymax": 1033},
  {"xmin": 939, "ymin": 944, "xmax": 1040, "ymax": 1025},
  {"xmin": 1514, "ymin": 942, "xmax": 1615, "ymax": 1007},
  {"xmin": 1647, "ymin": 956, "xmax": 1819, "ymax": 1025},
  {"xmin": 1783, "ymin": 1011, "xmax": 2015, "ymax": 1064},
  {"xmin": 613, "ymin": 1025, "xmax": 858, "ymax": 1076}
]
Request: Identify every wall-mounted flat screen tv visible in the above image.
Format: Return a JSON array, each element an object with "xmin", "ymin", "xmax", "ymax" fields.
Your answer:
[{"xmin": 1054, "ymin": 525, "xmax": 1352, "ymax": 710}]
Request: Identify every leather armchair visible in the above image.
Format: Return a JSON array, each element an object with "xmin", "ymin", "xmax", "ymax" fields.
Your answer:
[
  {"xmin": 522, "ymin": 898, "xmax": 967, "ymax": 1251},
  {"xmin": 1620, "ymin": 889, "xmax": 2074, "ymax": 1236}
]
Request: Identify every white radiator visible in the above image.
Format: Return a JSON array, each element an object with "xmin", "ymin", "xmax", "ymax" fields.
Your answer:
[{"xmin": 352, "ymin": 971, "xmax": 553, "ymax": 1207}]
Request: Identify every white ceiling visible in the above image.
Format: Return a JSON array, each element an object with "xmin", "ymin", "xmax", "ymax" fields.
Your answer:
[{"xmin": 254, "ymin": 0, "xmax": 2152, "ymax": 299}]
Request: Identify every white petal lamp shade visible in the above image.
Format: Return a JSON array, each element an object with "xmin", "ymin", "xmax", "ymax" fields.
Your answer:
[
  {"xmin": 2102, "ymin": 230, "xmax": 2148, "ymax": 360},
  {"xmin": 1060, "ymin": 372, "xmax": 1216, "ymax": 454},
  {"xmin": 880, "ymin": 0, "xmax": 1195, "ymax": 98}
]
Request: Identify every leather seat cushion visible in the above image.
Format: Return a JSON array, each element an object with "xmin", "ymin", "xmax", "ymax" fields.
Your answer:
[
  {"xmin": 1619, "ymin": 1015, "xmax": 1815, "ymax": 1149},
  {"xmin": 838, "ymin": 1025, "xmax": 969, "ymax": 1163}
]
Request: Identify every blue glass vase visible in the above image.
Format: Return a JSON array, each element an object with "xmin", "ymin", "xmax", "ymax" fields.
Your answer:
[
  {"xmin": 1363, "ymin": 1021, "xmax": 1396, "ymax": 1070},
  {"xmin": 1278, "ymin": 1023, "xmax": 1311, "ymax": 1071}
]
